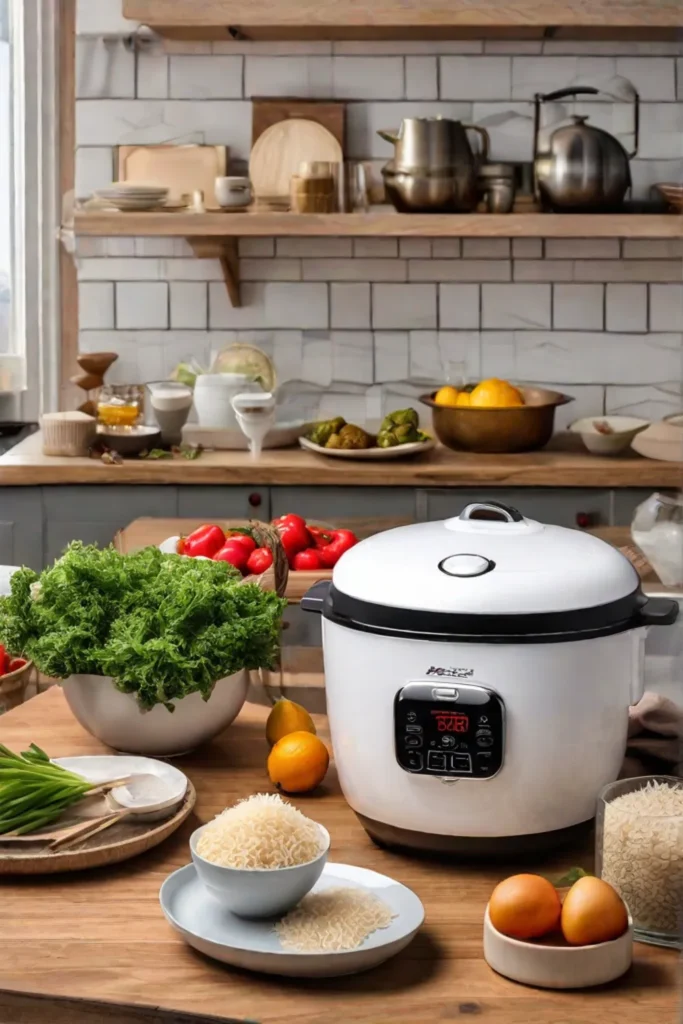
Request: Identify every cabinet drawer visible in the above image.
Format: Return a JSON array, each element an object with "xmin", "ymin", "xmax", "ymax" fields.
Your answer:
[{"xmin": 422, "ymin": 488, "xmax": 611, "ymax": 529}]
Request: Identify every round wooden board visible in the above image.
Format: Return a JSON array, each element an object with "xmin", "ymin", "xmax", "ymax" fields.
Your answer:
[
  {"xmin": 249, "ymin": 119, "xmax": 343, "ymax": 200},
  {"xmin": 0, "ymin": 782, "xmax": 196, "ymax": 875}
]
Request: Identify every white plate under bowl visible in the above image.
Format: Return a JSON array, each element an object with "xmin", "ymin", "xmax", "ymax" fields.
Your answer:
[
  {"xmin": 160, "ymin": 861, "xmax": 424, "ymax": 978},
  {"xmin": 53, "ymin": 755, "xmax": 188, "ymax": 820},
  {"xmin": 299, "ymin": 435, "xmax": 435, "ymax": 461}
]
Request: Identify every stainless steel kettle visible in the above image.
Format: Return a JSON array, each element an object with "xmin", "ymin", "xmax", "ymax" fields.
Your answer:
[{"xmin": 533, "ymin": 86, "xmax": 639, "ymax": 211}]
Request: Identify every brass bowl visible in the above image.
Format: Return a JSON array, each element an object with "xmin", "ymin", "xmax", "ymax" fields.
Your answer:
[{"xmin": 421, "ymin": 387, "xmax": 574, "ymax": 454}]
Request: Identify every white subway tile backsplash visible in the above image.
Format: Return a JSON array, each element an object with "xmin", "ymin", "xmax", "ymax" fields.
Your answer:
[
  {"xmin": 406, "ymin": 57, "xmax": 438, "ymax": 100},
  {"xmin": 574, "ymin": 260, "xmax": 682, "ymax": 282},
  {"xmin": 543, "ymin": 40, "xmax": 683, "ymax": 56},
  {"xmin": 76, "ymin": 237, "xmax": 136, "ymax": 257},
  {"xmin": 302, "ymin": 332, "xmax": 333, "ymax": 386},
  {"xmin": 374, "ymin": 332, "xmax": 409, "ymax": 381},
  {"xmin": 170, "ymin": 282, "xmax": 208, "ymax": 329},
  {"xmin": 209, "ymin": 283, "xmax": 268, "ymax": 329},
  {"xmin": 240, "ymin": 259, "xmax": 302, "ymax": 281},
  {"xmin": 482, "ymin": 283, "xmax": 551, "ymax": 329},
  {"xmin": 135, "ymin": 237, "xmax": 194, "ymax": 257},
  {"xmin": 333, "ymin": 57, "xmax": 404, "ymax": 100},
  {"xmin": 605, "ymin": 383, "xmax": 683, "ymax": 420},
  {"xmin": 161, "ymin": 259, "xmax": 224, "ymax": 281},
  {"xmin": 244, "ymin": 57, "xmax": 332, "ymax": 97},
  {"xmin": 409, "ymin": 331, "xmax": 480, "ymax": 382},
  {"xmin": 553, "ymin": 284, "xmax": 604, "ymax": 330},
  {"xmin": 439, "ymin": 284, "xmax": 480, "ymax": 329},
  {"xmin": 506, "ymin": 331, "xmax": 682, "ymax": 384},
  {"xmin": 331, "ymin": 283, "xmax": 371, "ymax": 328},
  {"xmin": 76, "ymin": 0, "xmax": 137, "ymax": 35},
  {"xmin": 605, "ymin": 283, "xmax": 647, "ymax": 333},
  {"xmin": 631, "ymin": 159, "xmax": 683, "ymax": 197},
  {"xmin": 679, "ymin": 59, "xmax": 683, "ymax": 99},
  {"xmin": 622, "ymin": 239, "xmax": 683, "ymax": 259},
  {"xmin": 137, "ymin": 49, "xmax": 169, "ymax": 99},
  {"xmin": 513, "ymin": 260, "xmax": 572, "ymax": 282},
  {"xmin": 79, "ymin": 282, "xmax": 115, "ymax": 330},
  {"xmin": 540, "ymin": 384, "xmax": 605, "ymax": 431},
  {"xmin": 266, "ymin": 284, "xmax": 329, "ymax": 329},
  {"xmin": 211, "ymin": 41, "xmax": 333, "ymax": 55},
  {"xmin": 639, "ymin": 104, "xmax": 683, "ymax": 158},
  {"xmin": 512, "ymin": 239, "xmax": 543, "ymax": 259},
  {"xmin": 511, "ymin": 56, "xmax": 616, "ymax": 99},
  {"xmin": 400, "ymin": 239, "xmax": 431, "ymax": 258},
  {"xmin": 116, "ymin": 282, "xmax": 169, "ymax": 330},
  {"xmin": 332, "ymin": 331, "xmax": 374, "ymax": 382},
  {"xmin": 485, "ymin": 41, "xmax": 543, "ymax": 55},
  {"xmin": 75, "ymin": 147, "xmax": 114, "ymax": 198},
  {"xmin": 78, "ymin": 258, "xmax": 163, "ymax": 281},
  {"xmin": 373, "ymin": 284, "xmax": 437, "ymax": 329},
  {"xmin": 239, "ymin": 239, "xmax": 275, "ymax": 258},
  {"xmin": 277, "ymin": 238, "xmax": 352, "ymax": 258},
  {"xmin": 462, "ymin": 238, "xmax": 510, "ymax": 258},
  {"xmin": 347, "ymin": 101, "xmax": 473, "ymax": 158},
  {"xmin": 545, "ymin": 239, "xmax": 620, "ymax": 259},
  {"xmin": 303, "ymin": 259, "xmax": 407, "ymax": 282},
  {"xmin": 650, "ymin": 284, "xmax": 683, "ymax": 332},
  {"xmin": 353, "ymin": 239, "xmax": 398, "ymax": 257},
  {"xmin": 332, "ymin": 41, "xmax": 483, "ymax": 55},
  {"xmin": 431, "ymin": 239, "xmax": 461, "ymax": 258},
  {"xmin": 440, "ymin": 57, "xmax": 511, "ymax": 100},
  {"xmin": 471, "ymin": 102, "xmax": 534, "ymax": 163},
  {"xmin": 76, "ymin": 39, "xmax": 135, "ymax": 99},
  {"xmin": 614, "ymin": 58, "xmax": 676, "ymax": 101},
  {"xmin": 170, "ymin": 56, "xmax": 243, "ymax": 99},
  {"xmin": 410, "ymin": 260, "xmax": 511, "ymax": 282}
]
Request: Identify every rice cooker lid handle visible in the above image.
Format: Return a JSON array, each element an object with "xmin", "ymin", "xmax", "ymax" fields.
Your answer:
[{"xmin": 459, "ymin": 501, "xmax": 524, "ymax": 524}]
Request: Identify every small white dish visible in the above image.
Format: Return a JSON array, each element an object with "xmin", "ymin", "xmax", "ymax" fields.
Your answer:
[
  {"xmin": 190, "ymin": 822, "xmax": 329, "ymax": 918},
  {"xmin": 160, "ymin": 861, "xmax": 424, "ymax": 977},
  {"xmin": 215, "ymin": 176, "xmax": 252, "ymax": 208},
  {"xmin": 52, "ymin": 755, "xmax": 188, "ymax": 822},
  {"xmin": 483, "ymin": 905, "xmax": 633, "ymax": 989},
  {"xmin": 569, "ymin": 416, "xmax": 649, "ymax": 456},
  {"xmin": 299, "ymin": 435, "xmax": 435, "ymax": 461}
]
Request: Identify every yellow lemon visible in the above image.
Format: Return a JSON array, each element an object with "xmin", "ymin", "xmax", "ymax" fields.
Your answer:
[
  {"xmin": 267, "ymin": 731, "xmax": 330, "ymax": 793},
  {"xmin": 433, "ymin": 385, "xmax": 460, "ymax": 407},
  {"xmin": 266, "ymin": 698, "xmax": 316, "ymax": 748},
  {"xmin": 469, "ymin": 378, "xmax": 524, "ymax": 409},
  {"xmin": 455, "ymin": 391, "xmax": 472, "ymax": 406}
]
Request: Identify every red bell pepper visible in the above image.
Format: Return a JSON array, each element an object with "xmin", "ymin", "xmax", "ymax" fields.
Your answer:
[
  {"xmin": 183, "ymin": 524, "xmax": 225, "ymax": 559},
  {"xmin": 246, "ymin": 547, "xmax": 274, "ymax": 575},
  {"xmin": 224, "ymin": 532, "xmax": 257, "ymax": 554},
  {"xmin": 213, "ymin": 540, "xmax": 250, "ymax": 573},
  {"xmin": 272, "ymin": 514, "xmax": 310, "ymax": 563},
  {"xmin": 307, "ymin": 525, "xmax": 332, "ymax": 550},
  {"xmin": 319, "ymin": 529, "xmax": 359, "ymax": 568}
]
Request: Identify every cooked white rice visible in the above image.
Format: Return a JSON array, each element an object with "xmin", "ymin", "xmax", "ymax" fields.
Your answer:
[
  {"xmin": 275, "ymin": 886, "xmax": 394, "ymax": 952},
  {"xmin": 196, "ymin": 793, "xmax": 324, "ymax": 869},
  {"xmin": 601, "ymin": 780, "xmax": 683, "ymax": 935}
]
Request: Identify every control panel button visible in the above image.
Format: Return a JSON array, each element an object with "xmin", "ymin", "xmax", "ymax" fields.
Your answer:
[
  {"xmin": 476, "ymin": 728, "xmax": 492, "ymax": 738},
  {"xmin": 405, "ymin": 735, "xmax": 423, "ymax": 748},
  {"xmin": 476, "ymin": 751, "xmax": 493, "ymax": 773},
  {"xmin": 451, "ymin": 753, "xmax": 473, "ymax": 773},
  {"xmin": 406, "ymin": 711, "xmax": 418, "ymax": 723},
  {"xmin": 439, "ymin": 554, "xmax": 494, "ymax": 578},
  {"xmin": 477, "ymin": 734, "xmax": 494, "ymax": 748},
  {"xmin": 427, "ymin": 751, "xmax": 448, "ymax": 772},
  {"xmin": 405, "ymin": 724, "xmax": 423, "ymax": 734},
  {"xmin": 441, "ymin": 735, "xmax": 456, "ymax": 748},
  {"xmin": 405, "ymin": 751, "xmax": 423, "ymax": 771},
  {"xmin": 433, "ymin": 687, "xmax": 459, "ymax": 700}
]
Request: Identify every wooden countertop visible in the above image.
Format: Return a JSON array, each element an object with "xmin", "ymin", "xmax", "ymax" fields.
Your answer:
[
  {"xmin": 0, "ymin": 688, "xmax": 678, "ymax": 1024},
  {"xmin": 1, "ymin": 431, "xmax": 681, "ymax": 487}
]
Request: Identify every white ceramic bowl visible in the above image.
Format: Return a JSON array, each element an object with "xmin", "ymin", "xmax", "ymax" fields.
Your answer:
[
  {"xmin": 569, "ymin": 416, "xmax": 649, "ymax": 455},
  {"xmin": 61, "ymin": 671, "xmax": 249, "ymax": 756},
  {"xmin": 190, "ymin": 822, "xmax": 330, "ymax": 918},
  {"xmin": 483, "ymin": 905, "xmax": 633, "ymax": 989}
]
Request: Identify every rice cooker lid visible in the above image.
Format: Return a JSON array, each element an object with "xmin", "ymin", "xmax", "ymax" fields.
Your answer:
[{"xmin": 328, "ymin": 501, "xmax": 657, "ymax": 642}]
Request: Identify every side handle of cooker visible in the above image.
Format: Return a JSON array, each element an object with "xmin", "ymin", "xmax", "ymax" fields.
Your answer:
[
  {"xmin": 637, "ymin": 596, "xmax": 679, "ymax": 627},
  {"xmin": 301, "ymin": 579, "xmax": 332, "ymax": 614}
]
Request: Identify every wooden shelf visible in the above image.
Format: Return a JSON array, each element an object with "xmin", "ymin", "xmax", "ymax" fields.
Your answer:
[
  {"xmin": 1, "ymin": 431, "xmax": 681, "ymax": 487},
  {"xmin": 74, "ymin": 211, "xmax": 682, "ymax": 240},
  {"xmin": 123, "ymin": 0, "xmax": 682, "ymax": 40}
]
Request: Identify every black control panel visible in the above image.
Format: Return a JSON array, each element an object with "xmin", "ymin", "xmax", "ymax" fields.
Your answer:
[{"xmin": 394, "ymin": 682, "xmax": 504, "ymax": 779}]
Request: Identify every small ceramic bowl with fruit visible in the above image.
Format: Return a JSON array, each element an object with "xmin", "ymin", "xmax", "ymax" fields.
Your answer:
[
  {"xmin": 484, "ymin": 872, "xmax": 633, "ymax": 989},
  {"xmin": 421, "ymin": 380, "xmax": 573, "ymax": 454},
  {"xmin": 569, "ymin": 416, "xmax": 650, "ymax": 456}
]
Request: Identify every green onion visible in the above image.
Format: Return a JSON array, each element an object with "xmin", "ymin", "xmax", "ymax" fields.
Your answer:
[{"xmin": 0, "ymin": 744, "xmax": 94, "ymax": 835}]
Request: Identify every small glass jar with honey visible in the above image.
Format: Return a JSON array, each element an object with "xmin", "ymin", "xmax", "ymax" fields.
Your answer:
[{"xmin": 97, "ymin": 384, "xmax": 144, "ymax": 428}]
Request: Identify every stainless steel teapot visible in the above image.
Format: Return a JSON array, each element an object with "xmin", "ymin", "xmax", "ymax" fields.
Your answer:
[{"xmin": 533, "ymin": 86, "xmax": 639, "ymax": 211}]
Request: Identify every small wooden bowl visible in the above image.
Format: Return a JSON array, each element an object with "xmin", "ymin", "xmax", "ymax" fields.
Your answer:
[
  {"xmin": 421, "ymin": 387, "xmax": 573, "ymax": 454},
  {"xmin": 0, "ymin": 660, "xmax": 33, "ymax": 713},
  {"xmin": 483, "ymin": 905, "xmax": 633, "ymax": 989}
]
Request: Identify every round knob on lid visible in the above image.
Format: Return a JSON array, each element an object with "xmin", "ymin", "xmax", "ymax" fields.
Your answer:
[{"xmin": 439, "ymin": 554, "xmax": 494, "ymax": 578}]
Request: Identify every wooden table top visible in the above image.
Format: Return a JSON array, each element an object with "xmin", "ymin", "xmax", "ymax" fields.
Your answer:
[
  {"xmin": 0, "ymin": 689, "xmax": 679, "ymax": 1024},
  {"xmin": 0, "ymin": 430, "xmax": 681, "ymax": 488}
]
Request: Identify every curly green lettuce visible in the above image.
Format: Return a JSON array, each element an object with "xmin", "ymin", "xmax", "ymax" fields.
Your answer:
[{"xmin": 0, "ymin": 543, "xmax": 286, "ymax": 711}]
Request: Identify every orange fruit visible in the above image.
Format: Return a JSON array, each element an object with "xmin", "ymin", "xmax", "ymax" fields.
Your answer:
[
  {"xmin": 266, "ymin": 698, "xmax": 316, "ymax": 748},
  {"xmin": 267, "ymin": 731, "xmax": 330, "ymax": 794},
  {"xmin": 469, "ymin": 378, "xmax": 524, "ymax": 409},
  {"xmin": 433, "ymin": 385, "xmax": 460, "ymax": 407},
  {"xmin": 455, "ymin": 391, "xmax": 471, "ymax": 406},
  {"xmin": 560, "ymin": 876, "xmax": 628, "ymax": 946},
  {"xmin": 489, "ymin": 873, "xmax": 561, "ymax": 940}
]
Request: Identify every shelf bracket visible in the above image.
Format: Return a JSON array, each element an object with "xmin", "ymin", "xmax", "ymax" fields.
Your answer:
[{"xmin": 188, "ymin": 237, "xmax": 241, "ymax": 307}]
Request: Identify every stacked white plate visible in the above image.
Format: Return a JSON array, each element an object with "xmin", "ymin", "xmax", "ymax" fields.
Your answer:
[{"xmin": 94, "ymin": 182, "xmax": 170, "ymax": 211}]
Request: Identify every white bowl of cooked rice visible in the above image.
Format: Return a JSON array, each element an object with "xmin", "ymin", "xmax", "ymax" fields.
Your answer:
[{"xmin": 190, "ymin": 794, "xmax": 330, "ymax": 918}]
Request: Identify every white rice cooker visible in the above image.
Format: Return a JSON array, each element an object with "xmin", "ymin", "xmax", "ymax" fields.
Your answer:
[{"xmin": 302, "ymin": 501, "xmax": 678, "ymax": 855}]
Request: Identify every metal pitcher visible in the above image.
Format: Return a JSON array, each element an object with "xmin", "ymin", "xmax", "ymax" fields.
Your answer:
[{"xmin": 377, "ymin": 117, "xmax": 489, "ymax": 173}]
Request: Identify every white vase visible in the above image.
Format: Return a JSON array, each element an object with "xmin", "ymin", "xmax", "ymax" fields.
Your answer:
[
  {"xmin": 61, "ymin": 671, "xmax": 249, "ymax": 756},
  {"xmin": 192, "ymin": 373, "xmax": 261, "ymax": 430}
]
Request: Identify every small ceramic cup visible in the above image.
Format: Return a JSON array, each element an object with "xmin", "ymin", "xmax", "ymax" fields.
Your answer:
[{"xmin": 215, "ymin": 176, "xmax": 252, "ymax": 209}]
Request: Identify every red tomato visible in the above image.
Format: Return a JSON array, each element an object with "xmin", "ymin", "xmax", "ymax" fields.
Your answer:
[
  {"xmin": 7, "ymin": 658, "xmax": 26, "ymax": 674},
  {"xmin": 307, "ymin": 525, "xmax": 332, "ymax": 549},
  {"xmin": 319, "ymin": 529, "xmax": 359, "ymax": 568},
  {"xmin": 0, "ymin": 644, "xmax": 7, "ymax": 675},
  {"xmin": 273, "ymin": 514, "xmax": 310, "ymax": 562},
  {"xmin": 246, "ymin": 546, "xmax": 274, "ymax": 575},
  {"xmin": 184, "ymin": 524, "xmax": 225, "ymax": 559},
  {"xmin": 225, "ymin": 533, "xmax": 257, "ymax": 554},
  {"xmin": 176, "ymin": 537, "xmax": 186, "ymax": 555},
  {"xmin": 213, "ymin": 541, "xmax": 250, "ymax": 572},
  {"xmin": 273, "ymin": 513, "xmax": 307, "ymax": 530},
  {"xmin": 292, "ymin": 548, "xmax": 323, "ymax": 571}
]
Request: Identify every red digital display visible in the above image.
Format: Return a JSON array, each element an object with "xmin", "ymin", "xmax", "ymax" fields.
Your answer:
[{"xmin": 431, "ymin": 711, "xmax": 469, "ymax": 733}]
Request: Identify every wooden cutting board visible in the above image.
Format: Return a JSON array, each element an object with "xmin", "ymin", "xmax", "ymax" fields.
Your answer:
[
  {"xmin": 249, "ymin": 119, "xmax": 343, "ymax": 200},
  {"xmin": 252, "ymin": 98, "xmax": 345, "ymax": 150},
  {"xmin": 117, "ymin": 145, "xmax": 228, "ymax": 209}
]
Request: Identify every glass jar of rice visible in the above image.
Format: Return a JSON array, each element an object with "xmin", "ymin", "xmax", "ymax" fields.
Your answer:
[{"xmin": 596, "ymin": 775, "xmax": 683, "ymax": 949}]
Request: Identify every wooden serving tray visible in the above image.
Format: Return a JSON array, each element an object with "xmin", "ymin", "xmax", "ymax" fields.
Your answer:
[{"xmin": 0, "ymin": 782, "xmax": 196, "ymax": 875}]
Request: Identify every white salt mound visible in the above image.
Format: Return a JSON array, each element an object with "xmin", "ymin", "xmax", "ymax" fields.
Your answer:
[
  {"xmin": 196, "ymin": 792, "xmax": 324, "ymax": 869},
  {"xmin": 275, "ymin": 886, "xmax": 395, "ymax": 952}
]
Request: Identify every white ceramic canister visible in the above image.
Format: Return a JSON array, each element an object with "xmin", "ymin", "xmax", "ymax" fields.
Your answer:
[{"xmin": 192, "ymin": 374, "xmax": 261, "ymax": 429}]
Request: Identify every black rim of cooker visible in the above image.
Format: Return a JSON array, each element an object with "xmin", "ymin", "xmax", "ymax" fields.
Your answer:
[{"xmin": 315, "ymin": 583, "xmax": 678, "ymax": 645}]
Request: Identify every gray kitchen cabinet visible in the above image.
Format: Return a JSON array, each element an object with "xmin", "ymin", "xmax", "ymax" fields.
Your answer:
[
  {"xmin": 421, "ymin": 488, "xmax": 613, "ymax": 528},
  {"xmin": 0, "ymin": 487, "xmax": 43, "ymax": 569},
  {"xmin": 612, "ymin": 489, "xmax": 676, "ymax": 528},
  {"xmin": 177, "ymin": 487, "xmax": 270, "ymax": 520},
  {"xmin": 270, "ymin": 487, "xmax": 417, "ymax": 522}
]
